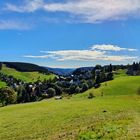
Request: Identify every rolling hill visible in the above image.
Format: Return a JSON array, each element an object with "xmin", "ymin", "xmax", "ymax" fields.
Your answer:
[
  {"xmin": 0, "ymin": 74, "xmax": 140, "ymax": 140},
  {"xmin": 0, "ymin": 64, "xmax": 56, "ymax": 83},
  {"xmin": 3, "ymin": 62, "xmax": 49, "ymax": 73}
]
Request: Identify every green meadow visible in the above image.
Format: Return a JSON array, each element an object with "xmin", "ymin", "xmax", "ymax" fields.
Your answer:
[
  {"xmin": 0, "ymin": 81, "xmax": 6, "ymax": 88},
  {"xmin": 0, "ymin": 75, "xmax": 140, "ymax": 140},
  {"xmin": 0, "ymin": 65, "xmax": 56, "ymax": 83}
]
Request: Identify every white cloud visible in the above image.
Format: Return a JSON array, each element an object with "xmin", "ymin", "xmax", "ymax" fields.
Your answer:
[
  {"xmin": 91, "ymin": 44, "xmax": 137, "ymax": 51},
  {"xmin": 24, "ymin": 45, "xmax": 138, "ymax": 62},
  {"xmin": 44, "ymin": 50, "xmax": 106, "ymax": 61},
  {"xmin": 5, "ymin": 0, "xmax": 44, "ymax": 13},
  {"xmin": 0, "ymin": 20, "xmax": 30, "ymax": 30},
  {"xmin": 101, "ymin": 55, "xmax": 137, "ymax": 61},
  {"xmin": 5, "ymin": 0, "xmax": 140, "ymax": 23},
  {"xmin": 24, "ymin": 55, "xmax": 49, "ymax": 58}
]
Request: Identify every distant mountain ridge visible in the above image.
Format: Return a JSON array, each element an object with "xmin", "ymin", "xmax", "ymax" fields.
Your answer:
[
  {"xmin": 0, "ymin": 62, "xmax": 97, "ymax": 76},
  {"xmin": 0, "ymin": 62, "xmax": 96, "ymax": 76},
  {"xmin": 45, "ymin": 67, "xmax": 95, "ymax": 76},
  {"xmin": 45, "ymin": 67, "xmax": 75, "ymax": 76}
]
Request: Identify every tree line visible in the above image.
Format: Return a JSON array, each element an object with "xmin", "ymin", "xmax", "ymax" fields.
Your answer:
[{"xmin": 127, "ymin": 62, "xmax": 140, "ymax": 75}]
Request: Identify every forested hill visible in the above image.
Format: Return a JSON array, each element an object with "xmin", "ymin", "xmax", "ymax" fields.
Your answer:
[{"xmin": 0, "ymin": 62, "xmax": 49, "ymax": 74}]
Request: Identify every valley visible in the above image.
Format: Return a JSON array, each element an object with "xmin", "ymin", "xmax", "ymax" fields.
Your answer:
[{"xmin": 0, "ymin": 63, "xmax": 140, "ymax": 140}]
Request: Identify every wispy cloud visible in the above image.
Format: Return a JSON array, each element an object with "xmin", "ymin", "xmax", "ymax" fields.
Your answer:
[
  {"xmin": 0, "ymin": 20, "xmax": 30, "ymax": 30},
  {"xmin": 24, "ymin": 55, "xmax": 49, "ymax": 58},
  {"xmin": 4, "ymin": 0, "xmax": 140, "ymax": 23},
  {"xmin": 5, "ymin": 0, "xmax": 44, "ymax": 13},
  {"xmin": 91, "ymin": 44, "xmax": 137, "ymax": 51},
  {"xmin": 24, "ymin": 44, "xmax": 138, "ymax": 62}
]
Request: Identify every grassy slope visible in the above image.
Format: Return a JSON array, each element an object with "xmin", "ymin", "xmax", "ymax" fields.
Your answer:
[
  {"xmin": 75, "ymin": 75, "xmax": 140, "ymax": 98},
  {"xmin": 113, "ymin": 69, "xmax": 127, "ymax": 78},
  {"xmin": 0, "ymin": 75, "xmax": 140, "ymax": 140},
  {"xmin": 0, "ymin": 65, "xmax": 56, "ymax": 83},
  {"xmin": 0, "ymin": 81, "xmax": 6, "ymax": 88}
]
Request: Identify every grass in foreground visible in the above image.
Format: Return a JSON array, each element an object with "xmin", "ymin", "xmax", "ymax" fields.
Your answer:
[
  {"xmin": 0, "ymin": 76, "xmax": 140, "ymax": 140},
  {"xmin": 0, "ymin": 65, "xmax": 56, "ymax": 83}
]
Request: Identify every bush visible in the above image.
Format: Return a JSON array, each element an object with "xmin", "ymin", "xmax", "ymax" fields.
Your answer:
[
  {"xmin": 54, "ymin": 85, "xmax": 62, "ymax": 95},
  {"xmin": 69, "ymin": 84, "xmax": 77, "ymax": 94},
  {"xmin": 94, "ymin": 84, "xmax": 100, "ymax": 89},
  {"xmin": 0, "ymin": 87, "xmax": 17, "ymax": 106},
  {"xmin": 75, "ymin": 86, "xmax": 81, "ymax": 94},
  {"xmin": 82, "ymin": 83, "xmax": 89, "ymax": 92},
  {"xmin": 88, "ymin": 92, "xmax": 95, "ymax": 99},
  {"xmin": 47, "ymin": 88, "xmax": 56, "ymax": 98},
  {"xmin": 41, "ymin": 93, "xmax": 49, "ymax": 99}
]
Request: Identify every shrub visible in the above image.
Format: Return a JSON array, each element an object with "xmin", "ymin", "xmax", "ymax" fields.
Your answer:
[
  {"xmin": 88, "ymin": 92, "xmax": 95, "ymax": 99},
  {"xmin": 0, "ymin": 87, "xmax": 17, "ymax": 106},
  {"xmin": 75, "ymin": 86, "xmax": 81, "ymax": 94},
  {"xmin": 68, "ymin": 84, "xmax": 77, "ymax": 95},
  {"xmin": 94, "ymin": 84, "xmax": 100, "ymax": 89},
  {"xmin": 47, "ymin": 88, "xmax": 56, "ymax": 98},
  {"xmin": 54, "ymin": 85, "xmax": 62, "ymax": 95},
  {"xmin": 82, "ymin": 83, "xmax": 89, "ymax": 92},
  {"xmin": 41, "ymin": 93, "xmax": 49, "ymax": 99}
]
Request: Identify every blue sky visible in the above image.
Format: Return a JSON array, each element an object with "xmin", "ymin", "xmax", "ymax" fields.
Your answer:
[{"xmin": 0, "ymin": 0, "xmax": 140, "ymax": 68}]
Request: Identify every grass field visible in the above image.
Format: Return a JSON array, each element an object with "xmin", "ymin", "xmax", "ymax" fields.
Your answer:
[
  {"xmin": 113, "ymin": 69, "xmax": 127, "ymax": 78},
  {"xmin": 0, "ymin": 65, "xmax": 56, "ymax": 83},
  {"xmin": 0, "ymin": 81, "xmax": 7, "ymax": 88},
  {"xmin": 0, "ymin": 75, "xmax": 140, "ymax": 140}
]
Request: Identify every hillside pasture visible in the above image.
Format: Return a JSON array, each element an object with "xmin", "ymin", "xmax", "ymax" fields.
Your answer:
[
  {"xmin": 0, "ymin": 76, "xmax": 140, "ymax": 140},
  {"xmin": 0, "ymin": 65, "xmax": 56, "ymax": 83}
]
